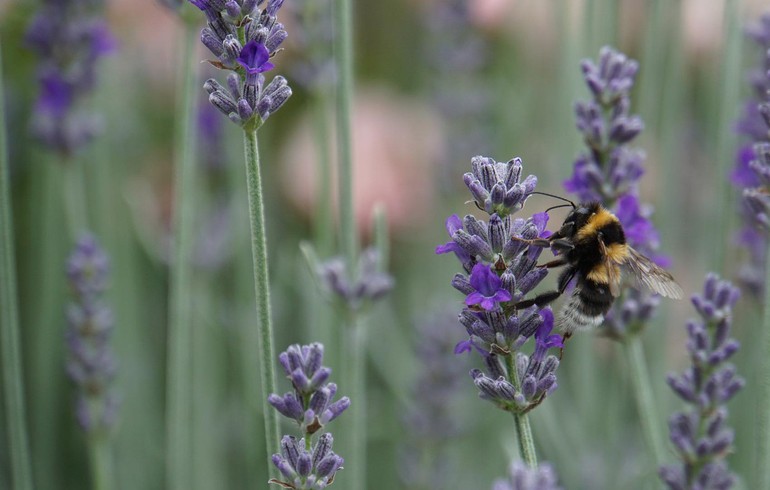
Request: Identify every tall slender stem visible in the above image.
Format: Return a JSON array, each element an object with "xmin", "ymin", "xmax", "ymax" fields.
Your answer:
[
  {"xmin": 0, "ymin": 42, "xmax": 35, "ymax": 490},
  {"xmin": 87, "ymin": 433, "xmax": 113, "ymax": 490},
  {"xmin": 505, "ymin": 354, "xmax": 538, "ymax": 468},
  {"xmin": 334, "ymin": 0, "xmax": 357, "ymax": 272},
  {"xmin": 712, "ymin": 0, "xmax": 742, "ymax": 273},
  {"xmin": 624, "ymin": 335, "xmax": 666, "ymax": 468},
  {"xmin": 166, "ymin": 21, "xmax": 199, "ymax": 490},
  {"xmin": 756, "ymin": 245, "xmax": 770, "ymax": 489},
  {"xmin": 242, "ymin": 129, "xmax": 280, "ymax": 475},
  {"xmin": 342, "ymin": 314, "xmax": 367, "ymax": 489}
]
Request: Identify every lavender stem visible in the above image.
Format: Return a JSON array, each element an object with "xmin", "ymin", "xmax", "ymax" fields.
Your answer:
[
  {"xmin": 624, "ymin": 336, "xmax": 665, "ymax": 467},
  {"xmin": 506, "ymin": 353, "xmax": 538, "ymax": 467},
  {"xmin": 165, "ymin": 20, "xmax": 199, "ymax": 490},
  {"xmin": 63, "ymin": 158, "xmax": 89, "ymax": 236},
  {"xmin": 334, "ymin": 0, "xmax": 357, "ymax": 273},
  {"xmin": 341, "ymin": 313, "xmax": 367, "ymax": 489},
  {"xmin": 0, "ymin": 43, "xmax": 34, "ymax": 490},
  {"xmin": 757, "ymin": 255, "xmax": 770, "ymax": 489},
  {"xmin": 242, "ymin": 128, "xmax": 280, "ymax": 476},
  {"xmin": 88, "ymin": 433, "xmax": 114, "ymax": 490}
]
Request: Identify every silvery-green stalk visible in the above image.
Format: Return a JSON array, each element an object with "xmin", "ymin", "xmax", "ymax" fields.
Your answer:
[{"xmin": 187, "ymin": 0, "xmax": 292, "ymax": 481}]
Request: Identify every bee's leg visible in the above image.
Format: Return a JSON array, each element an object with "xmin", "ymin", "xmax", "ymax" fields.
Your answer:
[
  {"xmin": 514, "ymin": 290, "xmax": 561, "ymax": 309},
  {"xmin": 549, "ymin": 238, "xmax": 574, "ymax": 254},
  {"xmin": 514, "ymin": 265, "xmax": 577, "ymax": 309},
  {"xmin": 537, "ymin": 256, "xmax": 568, "ymax": 269},
  {"xmin": 511, "ymin": 236, "xmax": 552, "ymax": 248}
]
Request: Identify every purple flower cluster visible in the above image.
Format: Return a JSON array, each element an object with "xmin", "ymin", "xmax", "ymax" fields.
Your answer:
[
  {"xmin": 492, "ymin": 461, "xmax": 562, "ymax": 490},
  {"xmin": 191, "ymin": 0, "xmax": 292, "ymax": 129},
  {"xmin": 64, "ymin": 234, "xmax": 119, "ymax": 433},
  {"xmin": 731, "ymin": 14, "xmax": 770, "ymax": 297},
  {"xmin": 25, "ymin": 0, "xmax": 115, "ymax": 155},
  {"xmin": 316, "ymin": 247, "xmax": 394, "ymax": 311},
  {"xmin": 564, "ymin": 46, "xmax": 666, "ymax": 339},
  {"xmin": 269, "ymin": 343, "xmax": 347, "ymax": 488},
  {"xmin": 659, "ymin": 274, "xmax": 744, "ymax": 490},
  {"xmin": 437, "ymin": 156, "xmax": 562, "ymax": 415}
]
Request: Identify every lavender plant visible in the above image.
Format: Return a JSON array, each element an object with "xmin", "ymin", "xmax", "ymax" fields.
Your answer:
[
  {"xmin": 25, "ymin": 0, "xmax": 115, "ymax": 156},
  {"xmin": 492, "ymin": 461, "xmax": 562, "ymax": 490},
  {"xmin": 731, "ymin": 14, "xmax": 770, "ymax": 297},
  {"xmin": 185, "ymin": 0, "xmax": 292, "ymax": 481},
  {"xmin": 65, "ymin": 234, "xmax": 118, "ymax": 488},
  {"xmin": 730, "ymin": 15, "xmax": 770, "ymax": 489},
  {"xmin": 268, "ymin": 343, "xmax": 348, "ymax": 489},
  {"xmin": 659, "ymin": 274, "xmax": 744, "ymax": 489},
  {"xmin": 437, "ymin": 155, "xmax": 563, "ymax": 467},
  {"xmin": 562, "ymin": 46, "xmax": 669, "ymax": 466}
]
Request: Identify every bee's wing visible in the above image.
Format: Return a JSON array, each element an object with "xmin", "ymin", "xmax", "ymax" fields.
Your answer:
[
  {"xmin": 623, "ymin": 246, "xmax": 684, "ymax": 299},
  {"xmin": 598, "ymin": 239, "xmax": 622, "ymax": 297}
]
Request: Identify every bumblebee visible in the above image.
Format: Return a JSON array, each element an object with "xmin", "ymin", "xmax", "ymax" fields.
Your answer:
[{"xmin": 516, "ymin": 197, "xmax": 683, "ymax": 333}]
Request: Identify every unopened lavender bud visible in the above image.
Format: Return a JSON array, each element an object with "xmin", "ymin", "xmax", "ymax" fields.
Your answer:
[
  {"xmin": 521, "ymin": 375, "xmax": 537, "ymax": 398},
  {"xmin": 281, "ymin": 435, "xmax": 299, "ymax": 468},
  {"xmin": 209, "ymin": 91, "xmax": 237, "ymax": 117},
  {"xmin": 266, "ymin": 25, "xmax": 288, "ymax": 52},
  {"xmin": 272, "ymin": 454, "xmax": 296, "ymax": 479},
  {"xmin": 488, "ymin": 214, "xmax": 506, "ymax": 252},
  {"xmin": 201, "ymin": 28, "xmax": 224, "ymax": 57},
  {"xmin": 221, "ymin": 0, "xmax": 238, "ymax": 16},
  {"xmin": 296, "ymin": 453, "xmax": 312, "ymax": 477}
]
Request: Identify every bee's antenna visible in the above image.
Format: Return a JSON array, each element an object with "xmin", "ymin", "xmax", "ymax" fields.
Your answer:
[
  {"xmin": 530, "ymin": 191, "xmax": 576, "ymax": 209},
  {"xmin": 544, "ymin": 203, "xmax": 575, "ymax": 214}
]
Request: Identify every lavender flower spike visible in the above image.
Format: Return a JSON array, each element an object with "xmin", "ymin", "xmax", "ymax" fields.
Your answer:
[
  {"xmin": 190, "ymin": 0, "xmax": 292, "ymax": 129},
  {"xmin": 26, "ymin": 0, "xmax": 115, "ymax": 155},
  {"xmin": 269, "ymin": 343, "xmax": 347, "ymax": 488},
  {"xmin": 65, "ymin": 234, "xmax": 119, "ymax": 433},
  {"xmin": 731, "ymin": 14, "xmax": 770, "ymax": 297},
  {"xmin": 270, "ymin": 434, "xmax": 344, "ymax": 489},
  {"xmin": 492, "ymin": 460, "xmax": 563, "ymax": 490},
  {"xmin": 659, "ymin": 274, "xmax": 744, "ymax": 489},
  {"xmin": 316, "ymin": 247, "xmax": 393, "ymax": 310}
]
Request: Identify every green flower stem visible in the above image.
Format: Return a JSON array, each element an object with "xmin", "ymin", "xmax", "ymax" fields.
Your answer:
[
  {"xmin": 311, "ymin": 93, "xmax": 334, "ymax": 257},
  {"xmin": 712, "ymin": 0, "xmax": 742, "ymax": 272},
  {"xmin": 0, "ymin": 42, "xmax": 34, "ymax": 490},
  {"xmin": 87, "ymin": 432, "xmax": 114, "ymax": 490},
  {"xmin": 334, "ymin": 0, "xmax": 357, "ymax": 272},
  {"xmin": 624, "ymin": 335, "xmax": 666, "ymax": 468},
  {"xmin": 242, "ymin": 129, "xmax": 280, "ymax": 475},
  {"xmin": 757, "ymin": 249, "xmax": 770, "ymax": 489},
  {"xmin": 341, "ymin": 313, "xmax": 367, "ymax": 489},
  {"xmin": 505, "ymin": 353, "xmax": 538, "ymax": 468},
  {"xmin": 166, "ymin": 20, "xmax": 199, "ymax": 490},
  {"xmin": 63, "ymin": 156, "xmax": 89, "ymax": 237}
]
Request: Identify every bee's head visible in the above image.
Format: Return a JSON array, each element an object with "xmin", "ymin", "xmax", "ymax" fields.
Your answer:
[{"xmin": 558, "ymin": 202, "xmax": 600, "ymax": 238}]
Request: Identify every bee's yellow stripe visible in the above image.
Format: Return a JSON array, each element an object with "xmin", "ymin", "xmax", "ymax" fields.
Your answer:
[
  {"xmin": 576, "ymin": 208, "xmax": 618, "ymax": 241},
  {"xmin": 606, "ymin": 243, "xmax": 628, "ymax": 263}
]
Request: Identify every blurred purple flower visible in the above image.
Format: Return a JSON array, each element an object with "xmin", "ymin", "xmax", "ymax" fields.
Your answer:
[
  {"xmin": 492, "ymin": 460, "xmax": 563, "ymax": 490},
  {"xmin": 25, "ymin": 0, "xmax": 115, "ymax": 155},
  {"xmin": 731, "ymin": 14, "xmax": 770, "ymax": 297},
  {"xmin": 563, "ymin": 46, "xmax": 667, "ymax": 339},
  {"xmin": 65, "ymin": 234, "xmax": 119, "ymax": 433},
  {"xmin": 659, "ymin": 274, "xmax": 743, "ymax": 489}
]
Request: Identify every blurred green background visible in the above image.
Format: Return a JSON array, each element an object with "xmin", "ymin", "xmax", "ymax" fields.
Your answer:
[{"xmin": 1, "ymin": 0, "xmax": 768, "ymax": 488}]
